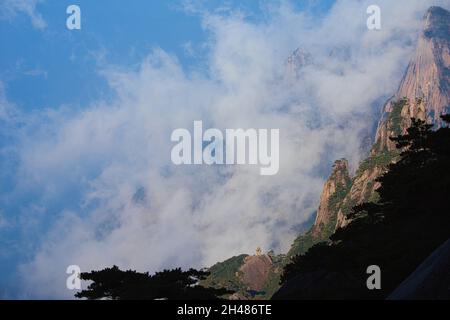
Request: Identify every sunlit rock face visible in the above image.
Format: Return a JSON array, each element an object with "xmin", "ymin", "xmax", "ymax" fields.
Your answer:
[
  {"xmin": 334, "ymin": 6, "xmax": 450, "ymax": 230},
  {"xmin": 311, "ymin": 159, "xmax": 351, "ymax": 238},
  {"xmin": 375, "ymin": 6, "xmax": 450, "ymax": 153}
]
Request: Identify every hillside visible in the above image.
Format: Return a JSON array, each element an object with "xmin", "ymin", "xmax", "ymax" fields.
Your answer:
[{"xmin": 205, "ymin": 6, "xmax": 450, "ymax": 299}]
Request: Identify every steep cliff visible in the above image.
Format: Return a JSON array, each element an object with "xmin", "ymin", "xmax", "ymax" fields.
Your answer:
[
  {"xmin": 374, "ymin": 6, "xmax": 450, "ymax": 153},
  {"xmin": 288, "ymin": 160, "xmax": 351, "ymax": 258},
  {"xmin": 275, "ymin": 115, "xmax": 450, "ymax": 300},
  {"xmin": 335, "ymin": 6, "xmax": 450, "ymax": 229},
  {"xmin": 311, "ymin": 160, "xmax": 351, "ymax": 237},
  {"xmin": 205, "ymin": 6, "xmax": 450, "ymax": 300},
  {"xmin": 288, "ymin": 6, "xmax": 450, "ymax": 251}
]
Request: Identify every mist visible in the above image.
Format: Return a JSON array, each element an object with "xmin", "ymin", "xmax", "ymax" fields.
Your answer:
[{"xmin": 1, "ymin": 0, "xmax": 449, "ymax": 298}]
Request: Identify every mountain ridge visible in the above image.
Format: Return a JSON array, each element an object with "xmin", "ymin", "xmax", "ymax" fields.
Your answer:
[
  {"xmin": 203, "ymin": 5, "xmax": 450, "ymax": 299},
  {"xmin": 334, "ymin": 4, "xmax": 450, "ymax": 229}
]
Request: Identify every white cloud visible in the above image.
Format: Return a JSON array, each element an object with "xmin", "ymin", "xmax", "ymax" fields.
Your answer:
[
  {"xmin": 0, "ymin": 210, "xmax": 6, "ymax": 229},
  {"xmin": 0, "ymin": 0, "xmax": 47, "ymax": 29},
  {"xmin": 3, "ymin": 0, "xmax": 449, "ymax": 298}
]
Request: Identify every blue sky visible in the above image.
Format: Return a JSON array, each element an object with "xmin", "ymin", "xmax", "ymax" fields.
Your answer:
[
  {"xmin": 0, "ymin": 0, "xmax": 335, "ymax": 111},
  {"xmin": 1, "ymin": 0, "xmax": 439, "ymax": 299},
  {"xmin": 1, "ymin": 0, "xmax": 205, "ymax": 110}
]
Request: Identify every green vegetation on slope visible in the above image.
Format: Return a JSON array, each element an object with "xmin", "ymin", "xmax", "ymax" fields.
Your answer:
[
  {"xmin": 201, "ymin": 254, "xmax": 249, "ymax": 295},
  {"xmin": 390, "ymin": 98, "xmax": 408, "ymax": 136},
  {"xmin": 356, "ymin": 149, "xmax": 400, "ymax": 175},
  {"xmin": 277, "ymin": 117, "xmax": 450, "ymax": 299},
  {"xmin": 287, "ymin": 179, "xmax": 351, "ymax": 259},
  {"xmin": 202, "ymin": 252, "xmax": 286, "ymax": 300},
  {"xmin": 287, "ymin": 230, "xmax": 320, "ymax": 259},
  {"xmin": 285, "ymin": 99, "xmax": 413, "ymax": 277}
]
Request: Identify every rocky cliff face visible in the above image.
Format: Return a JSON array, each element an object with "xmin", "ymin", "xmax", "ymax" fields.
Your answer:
[
  {"xmin": 287, "ymin": 160, "xmax": 351, "ymax": 258},
  {"xmin": 206, "ymin": 6, "xmax": 450, "ymax": 300},
  {"xmin": 311, "ymin": 159, "xmax": 351, "ymax": 237},
  {"xmin": 399, "ymin": 6, "xmax": 450, "ymax": 121},
  {"xmin": 334, "ymin": 6, "xmax": 450, "ymax": 229},
  {"xmin": 374, "ymin": 6, "xmax": 450, "ymax": 153},
  {"xmin": 238, "ymin": 254, "xmax": 276, "ymax": 293},
  {"xmin": 289, "ymin": 6, "xmax": 450, "ymax": 243}
]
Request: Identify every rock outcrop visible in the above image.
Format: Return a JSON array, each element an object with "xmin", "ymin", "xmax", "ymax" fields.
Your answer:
[
  {"xmin": 335, "ymin": 6, "xmax": 450, "ymax": 229},
  {"xmin": 238, "ymin": 254, "xmax": 275, "ymax": 292},
  {"xmin": 203, "ymin": 250, "xmax": 284, "ymax": 300},
  {"xmin": 311, "ymin": 159, "xmax": 351, "ymax": 237},
  {"xmin": 374, "ymin": 6, "xmax": 450, "ymax": 154},
  {"xmin": 288, "ymin": 6, "xmax": 450, "ymax": 250},
  {"xmin": 287, "ymin": 160, "xmax": 351, "ymax": 258}
]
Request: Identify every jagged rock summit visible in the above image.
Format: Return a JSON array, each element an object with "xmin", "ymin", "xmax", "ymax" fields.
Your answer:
[
  {"xmin": 311, "ymin": 160, "xmax": 351, "ymax": 237},
  {"xmin": 335, "ymin": 5, "xmax": 450, "ymax": 229},
  {"xmin": 375, "ymin": 6, "xmax": 450, "ymax": 153},
  {"xmin": 287, "ymin": 6, "xmax": 450, "ymax": 253}
]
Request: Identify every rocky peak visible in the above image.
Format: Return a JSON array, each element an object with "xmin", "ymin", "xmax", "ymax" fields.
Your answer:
[
  {"xmin": 332, "ymin": 6, "xmax": 450, "ymax": 229},
  {"xmin": 373, "ymin": 6, "xmax": 450, "ymax": 153},
  {"xmin": 424, "ymin": 6, "xmax": 450, "ymax": 40},
  {"xmin": 285, "ymin": 47, "xmax": 312, "ymax": 79},
  {"xmin": 238, "ymin": 253, "xmax": 274, "ymax": 292},
  {"xmin": 311, "ymin": 159, "xmax": 351, "ymax": 237}
]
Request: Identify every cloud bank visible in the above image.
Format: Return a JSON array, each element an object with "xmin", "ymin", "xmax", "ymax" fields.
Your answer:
[
  {"xmin": 1, "ymin": 0, "xmax": 449, "ymax": 298},
  {"xmin": 0, "ymin": 0, "xmax": 47, "ymax": 29}
]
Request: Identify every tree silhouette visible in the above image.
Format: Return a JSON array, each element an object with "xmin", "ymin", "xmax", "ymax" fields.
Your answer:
[
  {"xmin": 278, "ymin": 114, "xmax": 450, "ymax": 299},
  {"xmin": 75, "ymin": 266, "xmax": 233, "ymax": 300}
]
